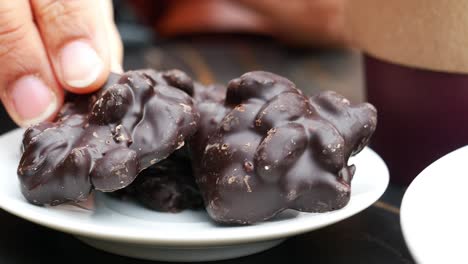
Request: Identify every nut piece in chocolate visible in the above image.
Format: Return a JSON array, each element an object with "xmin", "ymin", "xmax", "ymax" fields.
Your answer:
[
  {"xmin": 17, "ymin": 69, "xmax": 199, "ymax": 205},
  {"xmin": 193, "ymin": 71, "xmax": 377, "ymax": 224}
]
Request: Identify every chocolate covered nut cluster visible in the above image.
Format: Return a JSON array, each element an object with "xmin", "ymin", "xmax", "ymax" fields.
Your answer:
[
  {"xmin": 17, "ymin": 69, "xmax": 199, "ymax": 205},
  {"xmin": 193, "ymin": 71, "xmax": 377, "ymax": 224},
  {"xmin": 17, "ymin": 69, "xmax": 377, "ymax": 226}
]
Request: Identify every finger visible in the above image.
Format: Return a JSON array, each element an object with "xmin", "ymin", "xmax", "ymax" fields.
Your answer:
[
  {"xmin": 108, "ymin": 21, "xmax": 124, "ymax": 73},
  {"xmin": 99, "ymin": 0, "xmax": 123, "ymax": 73},
  {"xmin": 0, "ymin": 0, "xmax": 62, "ymax": 126},
  {"xmin": 31, "ymin": 0, "xmax": 118, "ymax": 93}
]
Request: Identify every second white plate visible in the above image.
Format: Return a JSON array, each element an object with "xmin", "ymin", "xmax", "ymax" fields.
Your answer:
[{"xmin": 401, "ymin": 146, "xmax": 468, "ymax": 264}]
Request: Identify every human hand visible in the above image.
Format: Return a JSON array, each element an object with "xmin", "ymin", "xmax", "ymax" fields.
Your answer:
[
  {"xmin": 0, "ymin": 0, "xmax": 122, "ymax": 126},
  {"xmin": 237, "ymin": 0, "xmax": 349, "ymax": 47}
]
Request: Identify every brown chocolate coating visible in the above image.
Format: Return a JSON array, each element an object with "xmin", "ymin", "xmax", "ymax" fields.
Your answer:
[
  {"xmin": 117, "ymin": 83, "xmax": 226, "ymax": 212},
  {"xmin": 112, "ymin": 83, "xmax": 225, "ymax": 213},
  {"xmin": 190, "ymin": 83, "xmax": 228, "ymax": 164},
  {"xmin": 17, "ymin": 69, "xmax": 199, "ymax": 205},
  {"xmin": 120, "ymin": 148, "xmax": 203, "ymax": 212},
  {"xmin": 193, "ymin": 71, "xmax": 377, "ymax": 224}
]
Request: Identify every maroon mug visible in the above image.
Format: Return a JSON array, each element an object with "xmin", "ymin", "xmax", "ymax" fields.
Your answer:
[{"xmin": 365, "ymin": 54, "xmax": 468, "ymax": 185}]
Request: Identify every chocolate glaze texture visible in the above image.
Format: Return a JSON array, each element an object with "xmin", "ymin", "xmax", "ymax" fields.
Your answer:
[
  {"xmin": 190, "ymin": 83, "xmax": 228, "ymax": 166},
  {"xmin": 115, "ymin": 83, "xmax": 225, "ymax": 213},
  {"xmin": 193, "ymin": 71, "xmax": 377, "ymax": 224},
  {"xmin": 17, "ymin": 69, "xmax": 199, "ymax": 205}
]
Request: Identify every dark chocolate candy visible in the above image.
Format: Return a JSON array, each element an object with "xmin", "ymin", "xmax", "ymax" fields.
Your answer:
[
  {"xmin": 190, "ymin": 83, "xmax": 228, "ymax": 165},
  {"xmin": 17, "ymin": 69, "xmax": 199, "ymax": 205},
  {"xmin": 116, "ymin": 83, "xmax": 225, "ymax": 212},
  {"xmin": 193, "ymin": 71, "xmax": 377, "ymax": 224},
  {"xmin": 121, "ymin": 148, "xmax": 203, "ymax": 212}
]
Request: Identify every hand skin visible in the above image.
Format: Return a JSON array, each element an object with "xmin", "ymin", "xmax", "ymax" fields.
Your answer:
[
  {"xmin": 143, "ymin": 0, "xmax": 350, "ymax": 48},
  {"xmin": 0, "ymin": 0, "xmax": 123, "ymax": 127},
  {"xmin": 236, "ymin": 0, "xmax": 350, "ymax": 47}
]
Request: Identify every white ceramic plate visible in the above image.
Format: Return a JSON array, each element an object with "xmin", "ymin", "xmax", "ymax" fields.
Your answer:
[
  {"xmin": 401, "ymin": 146, "xmax": 468, "ymax": 264},
  {"xmin": 0, "ymin": 129, "xmax": 389, "ymax": 262}
]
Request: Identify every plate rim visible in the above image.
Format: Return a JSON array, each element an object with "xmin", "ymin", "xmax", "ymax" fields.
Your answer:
[{"xmin": 0, "ymin": 129, "xmax": 389, "ymax": 246}]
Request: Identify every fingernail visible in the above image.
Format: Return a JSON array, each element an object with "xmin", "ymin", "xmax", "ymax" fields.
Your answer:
[
  {"xmin": 10, "ymin": 76, "xmax": 57, "ymax": 126},
  {"xmin": 59, "ymin": 41, "xmax": 103, "ymax": 88}
]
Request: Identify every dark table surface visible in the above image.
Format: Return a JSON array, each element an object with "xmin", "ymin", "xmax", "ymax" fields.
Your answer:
[{"xmin": 0, "ymin": 35, "xmax": 414, "ymax": 264}]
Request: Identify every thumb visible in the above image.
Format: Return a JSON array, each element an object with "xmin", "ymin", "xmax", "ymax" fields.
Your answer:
[{"xmin": 31, "ymin": 0, "xmax": 123, "ymax": 94}]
